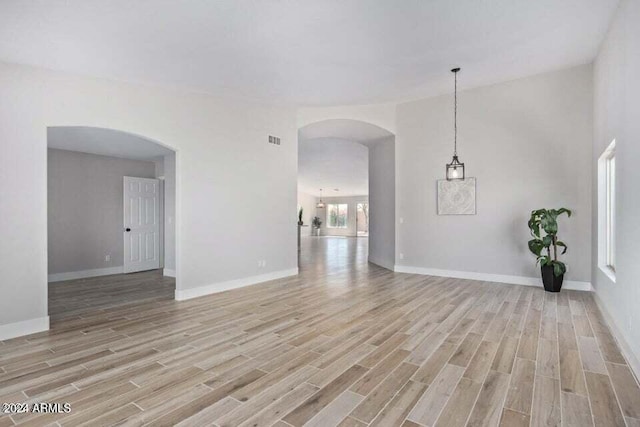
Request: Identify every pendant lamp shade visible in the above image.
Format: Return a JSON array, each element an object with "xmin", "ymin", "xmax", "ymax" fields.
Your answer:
[{"xmin": 316, "ymin": 189, "xmax": 325, "ymax": 208}]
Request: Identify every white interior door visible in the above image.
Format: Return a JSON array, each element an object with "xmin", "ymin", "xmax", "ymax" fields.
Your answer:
[{"xmin": 124, "ymin": 176, "xmax": 160, "ymax": 273}]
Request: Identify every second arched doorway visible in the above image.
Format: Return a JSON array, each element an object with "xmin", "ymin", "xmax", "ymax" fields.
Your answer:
[{"xmin": 297, "ymin": 119, "xmax": 396, "ymax": 272}]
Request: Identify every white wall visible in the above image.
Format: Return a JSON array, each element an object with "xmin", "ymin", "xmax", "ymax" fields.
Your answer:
[
  {"xmin": 48, "ymin": 148, "xmax": 156, "ymax": 276},
  {"xmin": 163, "ymin": 153, "xmax": 176, "ymax": 272},
  {"xmin": 315, "ymin": 195, "xmax": 368, "ymax": 237},
  {"xmin": 592, "ymin": 0, "xmax": 640, "ymax": 371},
  {"xmin": 0, "ymin": 62, "xmax": 297, "ymax": 339},
  {"xmin": 297, "ymin": 191, "xmax": 316, "ymax": 237},
  {"xmin": 395, "ymin": 65, "xmax": 593, "ymax": 286},
  {"xmin": 368, "ymin": 138, "xmax": 396, "ymax": 270},
  {"xmin": 152, "ymin": 156, "xmax": 165, "ymax": 267},
  {"xmin": 152, "ymin": 152, "xmax": 176, "ymax": 274},
  {"xmin": 0, "ymin": 64, "xmax": 48, "ymax": 339}
]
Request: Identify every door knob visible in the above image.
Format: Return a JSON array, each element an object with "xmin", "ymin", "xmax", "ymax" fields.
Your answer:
[{"xmin": 125, "ymin": 228, "xmax": 131, "ymax": 232}]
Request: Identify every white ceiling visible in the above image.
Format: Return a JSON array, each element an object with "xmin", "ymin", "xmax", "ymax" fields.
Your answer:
[
  {"xmin": 48, "ymin": 127, "xmax": 174, "ymax": 160},
  {"xmin": 298, "ymin": 138, "xmax": 368, "ymax": 197},
  {"xmin": 0, "ymin": 0, "xmax": 618, "ymax": 106}
]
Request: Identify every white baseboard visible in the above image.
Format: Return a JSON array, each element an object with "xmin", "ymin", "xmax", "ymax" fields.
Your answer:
[
  {"xmin": 393, "ymin": 265, "xmax": 592, "ymax": 292},
  {"xmin": 368, "ymin": 256, "xmax": 395, "ymax": 271},
  {"xmin": 163, "ymin": 268, "xmax": 176, "ymax": 278},
  {"xmin": 48, "ymin": 266, "xmax": 125, "ymax": 283},
  {"xmin": 593, "ymin": 292, "xmax": 640, "ymax": 381},
  {"xmin": 175, "ymin": 268, "xmax": 299, "ymax": 301},
  {"xmin": 0, "ymin": 316, "xmax": 50, "ymax": 341}
]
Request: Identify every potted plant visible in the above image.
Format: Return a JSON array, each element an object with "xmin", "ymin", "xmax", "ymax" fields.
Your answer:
[
  {"xmin": 527, "ymin": 208, "xmax": 571, "ymax": 292},
  {"xmin": 298, "ymin": 207, "xmax": 304, "ymax": 226},
  {"xmin": 312, "ymin": 216, "xmax": 322, "ymax": 236}
]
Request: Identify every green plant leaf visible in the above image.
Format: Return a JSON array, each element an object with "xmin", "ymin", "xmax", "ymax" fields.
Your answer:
[
  {"xmin": 542, "ymin": 216, "xmax": 558, "ymax": 235},
  {"xmin": 556, "ymin": 241, "xmax": 568, "ymax": 254},
  {"xmin": 528, "ymin": 215, "xmax": 541, "ymax": 237},
  {"xmin": 540, "ymin": 214, "xmax": 548, "ymax": 226},
  {"xmin": 528, "ymin": 239, "xmax": 544, "ymax": 256},
  {"xmin": 539, "ymin": 256, "xmax": 551, "ymax": 267},
  {"xmin": 556, "ymin": 208, "xmax": 572, "ymax": 218},
  {"xmin": 553, "ymin": 261, "xmax": 566, "ymax": 277}
]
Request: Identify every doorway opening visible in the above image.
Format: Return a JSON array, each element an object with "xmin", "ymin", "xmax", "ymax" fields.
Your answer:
[
  {"xmin": 297, "ymin": 119, "xmax": 395, "ymax": 271},
  {"xmin": 47, "ymin": 126, "xmax": 177, "ymax": 320},
  {"xmin": 356, "ymin": 203, "xmax": 369, "ymax": 237}
]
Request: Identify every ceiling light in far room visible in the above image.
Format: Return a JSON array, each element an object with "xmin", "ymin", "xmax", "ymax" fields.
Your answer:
[{"xmin": 316, "ymin": 189, "xmax": 325, "ymax": 208}]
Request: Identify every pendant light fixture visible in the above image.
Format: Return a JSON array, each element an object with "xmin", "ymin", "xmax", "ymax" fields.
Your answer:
[
  {"xmin": 316, "ymin": 189, "xmax": 325, "ymax": 208},
  {"xmin": 446, "ymin": 67, "xmax": 465, "ymax": 180}
]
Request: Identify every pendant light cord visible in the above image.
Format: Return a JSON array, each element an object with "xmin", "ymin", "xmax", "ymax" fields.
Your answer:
[{"xmin": 454, "ymin": 69, "xmax": 457, "ymax": 157}]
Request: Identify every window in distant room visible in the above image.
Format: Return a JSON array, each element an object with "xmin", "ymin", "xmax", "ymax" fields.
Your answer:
[
  {"xmin": 598, "ymin": 139, "xmax": 616, "ymax": 281},
  {"xmin": 327, "ymin": 204, "xmax": 348, "ymax": 228}
]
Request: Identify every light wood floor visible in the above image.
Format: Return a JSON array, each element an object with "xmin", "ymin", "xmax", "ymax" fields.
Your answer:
[
  {"xmin": 48, "ymin": 270, "xmax": 175, "ymax": 322},
  {"xmin": 1, "ymin": 237, "xmax": 639, "ymax": 426}
]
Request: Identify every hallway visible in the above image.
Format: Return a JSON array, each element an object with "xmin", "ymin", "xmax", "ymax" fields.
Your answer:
[
  {"xmin": 299, "ymin": 236, "xmax": 370, "ymax": 275},
  {"xmin": 0, "ymin": 238, "xmax": 637, "ymax": 426}
]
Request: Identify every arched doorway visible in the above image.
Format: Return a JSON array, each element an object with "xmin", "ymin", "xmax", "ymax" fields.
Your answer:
[
  {"xmin": 297, "ymin": 119, "xmax": 396, "ymax": 271},
  {"xmin": 47, "ymin": 126, "xmax": 178, "ymax": 320}
]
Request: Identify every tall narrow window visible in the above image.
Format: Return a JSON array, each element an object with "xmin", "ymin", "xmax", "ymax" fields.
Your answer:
[
  {"xmin": 606, "ymin": 154, "xmax": 615, "ymax": 269},
  {"xmin": 327, "ymin": 204, "xmax": 348, "ymax": 228},
  {"xmin": 356, "ymin": 203, "xmax": 369, "ymax": 237},
  {"xmin": 598, "ymin": 140, "xmax": 616, "ymax": 280}
]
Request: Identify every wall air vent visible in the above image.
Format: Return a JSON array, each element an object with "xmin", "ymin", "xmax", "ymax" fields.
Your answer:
[{"xmin": 268, "ymin": 135, "xmax": 281, "ymax": 145}]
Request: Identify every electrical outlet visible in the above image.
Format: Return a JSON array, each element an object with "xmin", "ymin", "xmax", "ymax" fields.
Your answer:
[
  {"xmin": 399, "ymin": 217, "xmax": 404, "ymax": 224},
  {"xmin": 399, "ymin": 253, "xmax": 404, "ymax": 260},
  {"xmin": 105, "ymin": 254, "xmax": 111, "ymax": 262}
]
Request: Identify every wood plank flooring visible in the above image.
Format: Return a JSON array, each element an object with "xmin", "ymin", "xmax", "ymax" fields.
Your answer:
[
  {"xmin": 1, "ymin": 237, "xmax": 638, "ymax": 426},
  {"xmin": 48, "ymin": 270, "xmax": 175, "ymax": 322}
]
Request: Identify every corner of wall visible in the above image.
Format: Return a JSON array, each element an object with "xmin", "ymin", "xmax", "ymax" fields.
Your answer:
[
  {"xmin": 0, "ymin": 316, "xmax": 50, "ymax": 341},
  {"xmin": 594, "ymin": 292, "xmax": 640, "ymax": 381}
]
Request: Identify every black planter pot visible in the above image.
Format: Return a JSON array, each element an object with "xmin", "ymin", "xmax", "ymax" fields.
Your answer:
[{"xmin": 541, "ymin": 265, "xmax": 564, "ymax": 292}]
